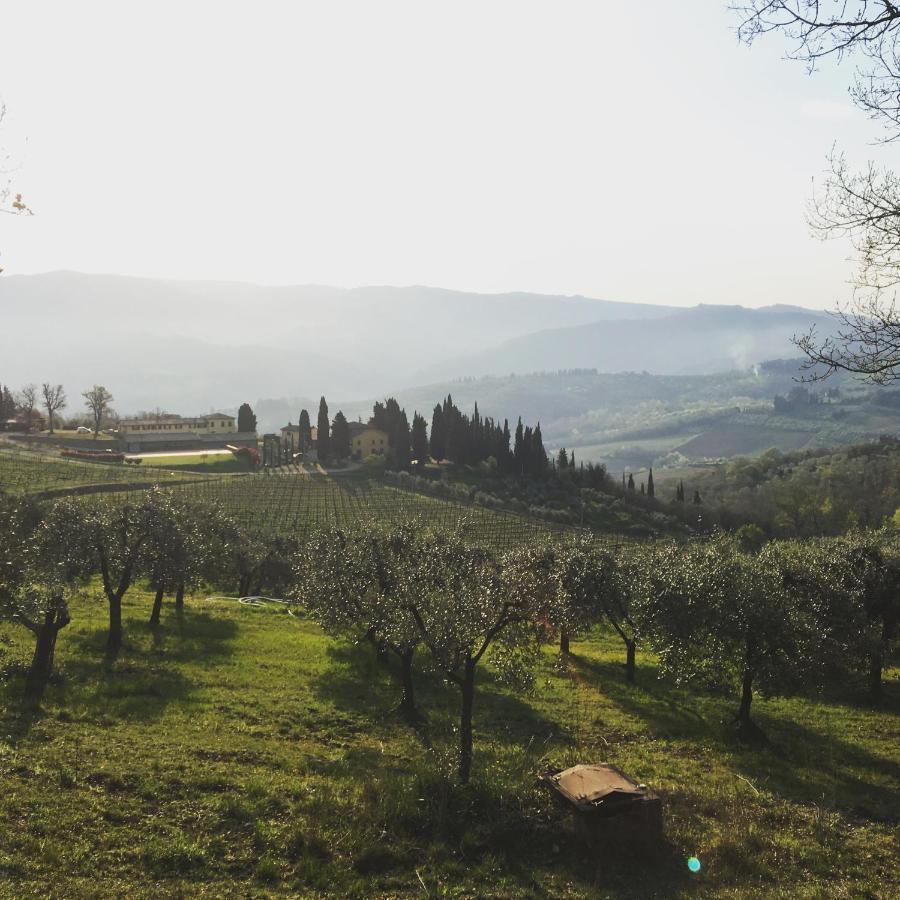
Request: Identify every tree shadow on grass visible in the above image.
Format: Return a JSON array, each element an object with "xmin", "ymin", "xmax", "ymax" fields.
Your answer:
[
  {"xmin": 344, "ymin": 739, "xmax": 689, "ymax": 899},
  {"xmin": 729, "ymin": 710, "xmax": 900, "ymax": 824},
  {"xmin": 573, "ymin": 654, "xmax": 712, "ymax": 741},
  {"xmin": 311, "ymin": 641, "xmax": 562, "ymax": 752},
  {"xmin": 33, "ymin": 608, "xmax": 241, "ymax": 725},
  {"xmin": 298, "ymin": 641, "xmax": 690, "ymax": 898},
  {"xmin": 0, "ymin": 689, "xmax": 43, "ymax": 744},
  {"xmin": 573, "ymin": 654, "xmax": 900, "ymax": 824},
  {"xmin": 66, "ymin": 608, "xmax": 239, "ymax": 667}
]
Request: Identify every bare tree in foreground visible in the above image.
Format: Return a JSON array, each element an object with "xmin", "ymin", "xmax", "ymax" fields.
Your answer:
[
  {"xmin": 735, "ymin": 2, "xmax": 900, "ymax": 380},
  {"xmin": 734, "ymin": 3, "xmax": 900, "ymax": 135},
  {"xmin": 41, "ymin": 383, "xmax": 67, "ymax": 433},
  {"xmin": 0, "ymin": 100, "xmax": 33, "ymax": 274}
]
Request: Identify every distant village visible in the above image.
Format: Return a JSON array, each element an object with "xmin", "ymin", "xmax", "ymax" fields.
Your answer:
[{"xmin": 0, "ymin": 384, "xmax": 556, "ymax": 477}]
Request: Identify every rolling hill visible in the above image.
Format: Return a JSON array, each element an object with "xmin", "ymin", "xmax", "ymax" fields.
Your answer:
[
  {"xmin": 0, "ymin": 272, "xmax": 671, "ymax": 411},
  {"xmin": 2, "ymin": 272, "xmax": 836, "ymax": 428},
  {"xmin": 412, "ymin": 304, "xmax": 837, "ymax": 382}
]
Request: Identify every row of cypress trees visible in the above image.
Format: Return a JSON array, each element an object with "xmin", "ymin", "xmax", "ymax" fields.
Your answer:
[
  {"xmin": 294, "ymin": 393, "xmax": 549, "ymax": 475},
  {"xmin": 429, "ymin": 394, "xmax": 548, "ymax": 476},
  {"xmin": 312, "ymin": 397, "xmax": 350, "ymax": 464}
]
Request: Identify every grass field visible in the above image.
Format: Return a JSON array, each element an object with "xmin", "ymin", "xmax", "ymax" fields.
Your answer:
[
  {"xmin": 0, "ymin": 586, "xmax": 896, "ymax": 898},
  {"xmin": 127, "ymin": 453, "xmax": 253, "ymax": 474},
  {"xmin": 33, "ymin": 430, "xmax": 117, "ymax": 443}
]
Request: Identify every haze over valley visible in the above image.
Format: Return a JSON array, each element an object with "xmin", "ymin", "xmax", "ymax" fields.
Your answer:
[{"xmin": 1, "ymin": 270, "xmax": 846, "ymax": 469}]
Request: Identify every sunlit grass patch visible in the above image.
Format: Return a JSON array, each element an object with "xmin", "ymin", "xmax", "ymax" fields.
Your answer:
[{"xmin": 0, "ymin": 586, "xmax": 896, "ymax": 897}]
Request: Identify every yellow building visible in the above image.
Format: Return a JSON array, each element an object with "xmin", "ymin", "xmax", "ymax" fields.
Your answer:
[{"xmin": 348, "ymin": 422, "xmax": 389, "ymax": 459}]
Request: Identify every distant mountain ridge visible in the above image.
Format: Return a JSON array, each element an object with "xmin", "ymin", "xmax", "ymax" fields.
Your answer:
[
  {"xmin": 0, "ymin": 271, "xmax": 830, "ymax": 414},
  {"xmin": 412, "ymin": 304, "xmax": 836, "ymax": 383}
]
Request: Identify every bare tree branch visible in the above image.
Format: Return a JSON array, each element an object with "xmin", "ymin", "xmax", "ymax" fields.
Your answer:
[{"xmin": 734, "ymin": 2, "xmax": 900, "ymax": 138}]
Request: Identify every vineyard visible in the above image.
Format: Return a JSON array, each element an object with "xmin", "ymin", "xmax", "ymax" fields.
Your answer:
[
  {"xmin": 0, "ymin": 446, "xmax": 210, "ymax": 495},
  {"xmin": 0, "ymin": 447, "xmax": 619, "ymax": 551}
]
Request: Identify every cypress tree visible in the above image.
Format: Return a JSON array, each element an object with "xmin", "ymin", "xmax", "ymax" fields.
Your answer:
[
  {"xmin": 317, "ymin": 397, "xmax": 330, "ymax": 464},
  {"xmin": 533, "ymin": 423, "xmax": 548, "ymax": 476},
  {"xmin": 372, "ymin": 400, "xmax": 388, "ymax": 432},
  {"xmin": 557, "ymin": 447, "xmax": 568, "ymax": 470},
  {"xmin": 501, "ymin": 419, "xmax": 512, "ymax": 473},
  {"xmin": 0, "ymin": 385, "xmax": 13, "ymax": 421},
  {"xmin": 237, "ymin": 402, "xmax": 257, "ymax": 433},
  {"xmin": 298, "ymin": 409, "xmax": 312, "ymax": 450},
  {"xmin": 393, "ymin": 409, "xmax": 412, "ymax": 471},
  {"xmin": 331, "ymin": 411, "xmax": 351, "ymax": 461},
  {"xmin": 569, "ymin": 450, "xmax": 576, "ymax": 469},
  {"xmin": 647, "ymin": 467, "xmax": 655, "ymax": 498},
  {"xmin": 446, "ymin": 401, "xmax": 466, "ymax": 464},
  {"xmin": 521, "ymin": 425, "xmax": 533, "ymax": 476},
  {"xmin": 627, "ymin": 473, "xmax": 635, "ymax": 492},
  {"xmin": 411, "ymin": 412, "xmax": 429, "ymax": 465},
  {"xmin": 429, "ymin": 404, "xmax": 445, "ymax": 460}
]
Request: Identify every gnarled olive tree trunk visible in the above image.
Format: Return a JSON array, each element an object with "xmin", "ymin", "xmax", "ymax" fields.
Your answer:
[
  {"xmin": 149, "ymin": 586, "xmax": 165, "ymax": 625},
  {"xmin": 24, "ymin": 608, "xmax": 70, "ymax": 701},
  {"xmin": 458, "ymin": 657, "xmax": 476, "ymax": 784}
]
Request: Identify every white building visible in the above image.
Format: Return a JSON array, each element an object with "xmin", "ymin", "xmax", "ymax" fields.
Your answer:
[
  {"xmin": 119, "ymin": 413, "xmax": 236, "ymax": 436},
  {"xmin": 117, "ymin": 413, "xmax": 253, "ymax": 453}
]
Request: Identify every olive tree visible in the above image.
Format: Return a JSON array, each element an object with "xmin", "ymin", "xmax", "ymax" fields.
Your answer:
[
  {"xmin": 787, "ymin": 531, "xmax": 900, "ymax": 702},
  {"xmin": 143, "ymin": 493, "xmax": 222, "ymax": 624},
  {"xmin": 598, "ymin": 550, "xmax": 641, "ymax": 683},
  {"xmin": 215, "ymin": 516, "xmax": 296, "ymax": 599},
  {"xmin": 405, "ymin": 533, "xmax": 546, "ymax": 782},
  {"xmin": 763, "ymin": 531, "xmax": 900, "ymax": 702},
  {"xmin": 0, "ymin": 493, "xmax": 85, "ymax": 700},
  {"xmin": 12, "ymin": 585, "xmax": 72, "ymax": 701},
  {"xmin": 44, "ymin": 491, "xmax": 160, "ymax": 657},
  {"xmin": 639, "ymin": 536, "xmax": 820, "ymax": 737},
  {"xmin": 293, "ymin": 523, "xmax": 423, "ymax": 721},
  {"xmin": 866, "ymin": 531, "xmax": 900, "ymax": 700},
  {"xmin": 551, "ymin": 538, "xmax": 639, "ymax": 679}
]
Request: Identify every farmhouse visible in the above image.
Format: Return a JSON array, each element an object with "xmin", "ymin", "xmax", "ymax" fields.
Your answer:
[
  {"xmin": 275, "ymin": 419, "xmax": 388, "ymax": 461},
  {"xmin": 280, "ymin": 423, "xmax": 318, "ymax": 454},
  {"xmin": 348, "ymin": 421, "xmax": 388, "ymax": 459},
  {"xmin": 118, "ymin": 413, "xmax": 255, "ymax": 453}
]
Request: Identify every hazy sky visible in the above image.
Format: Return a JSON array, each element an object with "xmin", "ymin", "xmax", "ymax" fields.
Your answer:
[{"xmin": 0, "ymin": 1, "xmax": 893, "ymax": 308}]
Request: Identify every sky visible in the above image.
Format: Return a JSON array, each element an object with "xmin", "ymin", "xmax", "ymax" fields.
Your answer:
[{"xmin": 0, "ymin": 0, "xmax": 895, "ymax": 309}]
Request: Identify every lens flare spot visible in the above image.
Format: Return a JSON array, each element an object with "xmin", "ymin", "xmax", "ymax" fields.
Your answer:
[{"xmin": 687, "ymin": 856, "xmax": 701, "ymax": 873}]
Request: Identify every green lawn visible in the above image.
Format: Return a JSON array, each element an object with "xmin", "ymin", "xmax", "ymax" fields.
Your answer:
[
  {"xmin": 0, "ymin": 587, "xmax": 896, "ymax": 898},
  {"xmin": 129, "ymin": 453, "xmax": 253, "ymax": 474},
  {"xmin": 37, "ymin": 430, "xmax": 117, "ymax": 443}
]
